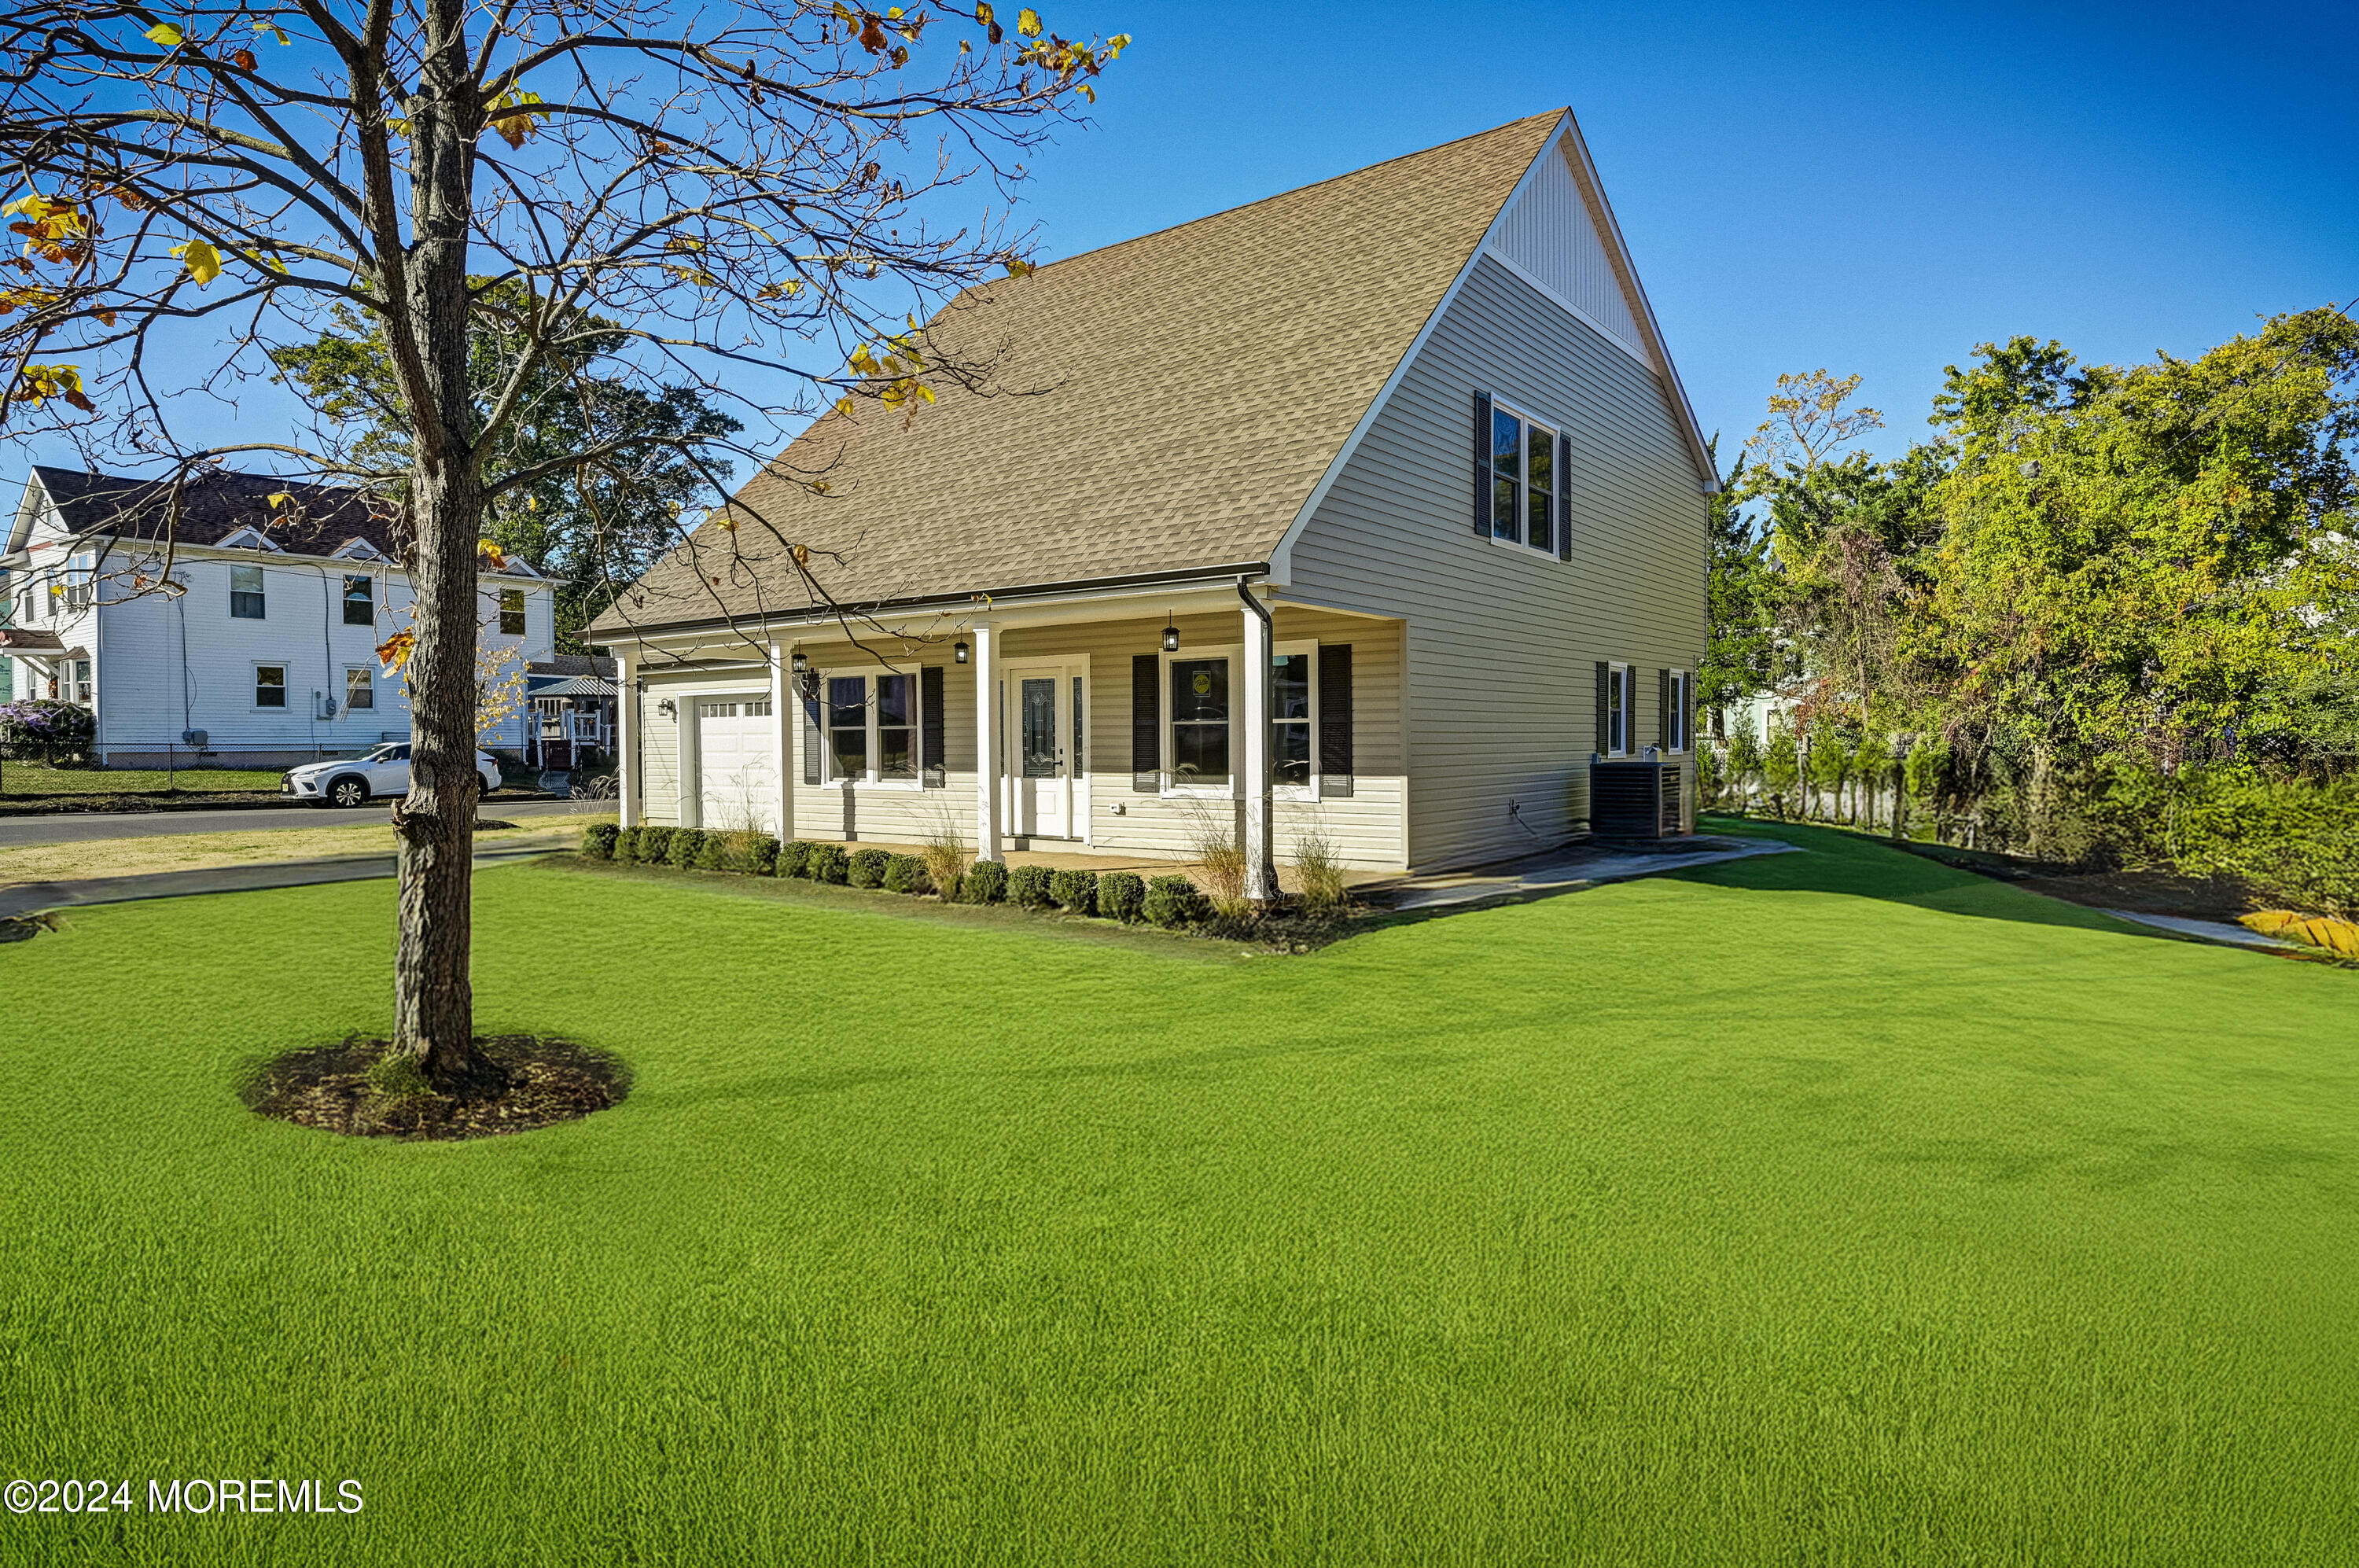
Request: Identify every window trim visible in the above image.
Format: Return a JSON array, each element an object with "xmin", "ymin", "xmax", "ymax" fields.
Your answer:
[
  {"xmin": 1666, "ymin": 668, "xmax": 1691, "ymax": 754},
  {"xmin": 1485, "ymin": 396, "xmax": 1560, "ymax": 558},
  {"xmin": 815, "ymin": 665, "xmax": 923, "ymax": 792},
  {"xmin": 253, "ymin": 661, "xmax": 289, "ymax": 711},
  {"xmin": 1157, "ymin": 641, "xmax": 1323, "ymax": 801},
  {"xmin": 497, "ymin": 587, "xmax": 527, "ymax": 637},
  {"xmin": 344, "ymin": 664, "xmax": 375, "ymax": 712},
  {"xmin": 342, "ymin": 573, "xmax": 374, "ymax": 628}
]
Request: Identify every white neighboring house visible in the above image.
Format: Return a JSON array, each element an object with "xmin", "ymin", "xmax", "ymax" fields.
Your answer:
[{"xmin": 0, "ymin": 466, "xmax": 557, "ymax": 767}]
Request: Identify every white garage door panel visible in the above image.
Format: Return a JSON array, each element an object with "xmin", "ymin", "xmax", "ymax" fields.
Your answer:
[{"xmin": 696, "ymin": 698, "xmax": 777, "ymax": 830}]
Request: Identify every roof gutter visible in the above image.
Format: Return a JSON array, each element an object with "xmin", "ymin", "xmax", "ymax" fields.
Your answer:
[{"xmin": 598, "ymin": 559, "xmax": 1272, "ymax": 643}]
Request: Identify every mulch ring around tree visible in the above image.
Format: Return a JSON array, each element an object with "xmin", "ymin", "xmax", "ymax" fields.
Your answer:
[{"xmin": 241, "ymin": 1034, "xmax": 629, "ymax": 1141}]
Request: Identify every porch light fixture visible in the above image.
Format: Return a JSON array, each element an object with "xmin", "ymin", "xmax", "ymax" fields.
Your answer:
[
  {"xmin": 789, "ymin": 649, "xmax": 809, "ymax": 675},
  {"xmin": 954, "ymin": 639, "xmax": 970, "ymax": 664},
  {"xmin": 1160, "ymin": 616, "xmax": 1180, "ymax": 653},
  {"xmin": 657, "ymin": 698, "xmax": 677, "ymax": 719}
]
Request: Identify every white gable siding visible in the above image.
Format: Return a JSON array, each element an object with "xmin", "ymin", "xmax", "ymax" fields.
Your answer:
[
  {"xmin": 1489, "ymin": 134, "xmax": 1647, "ymax": 361},
  {"xmin": 1286, "ymin": 252, "xmax": 1707, "ymax": 869}
]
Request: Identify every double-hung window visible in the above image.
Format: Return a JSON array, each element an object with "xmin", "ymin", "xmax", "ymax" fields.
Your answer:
[
  {"xmin": 346, "ymin": 666, "xmax": 375, "ymax": 712},
  {"xmin": 499, "ymin": 588, "xmax": 526, "ymax": 636},
  {"xmin": 824, "ymin": 671, "xmax": 918, "ymax": 786},
  {"xmin": 230, "ymin": 564, "xmax": 266, "ymax": 620},
  {"xmin": 72, "ymin": 658, "xmax": 91, "ymax": 703},
  {"xmin": 343, "ymin": 574, "xmax": 374, "ymax": 626},
  {"xmin": 1272, "ymin": 653, "xmax": 1312, "ymax": 786},
  {"xmin": 1666, "ymin": 670, "xmax": 1691, "ymax": 753},
  {"xmin": 255, "ymin": 663, "xmax": 287, "ymax": 709},
  {"xmin": 1168, "ymin": 657, "xmax": 1230, "ymax": 789},
  {"xmin": 64, "ymin": 554, "xmax": 95, "ymax": 613},
  {"xmin": 1489, "ymin": 403, "xmax": 1559, "ymax": 555},
  {"xmin": 1606, "ymin": 662, "xmax": 1632, "ymax": 756}
]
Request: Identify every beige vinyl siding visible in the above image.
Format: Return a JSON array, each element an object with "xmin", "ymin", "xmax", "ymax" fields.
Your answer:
[
  {"xmin": 656, "ymin": 604, "xmax": 1406, "ymax": 870},
  {"xmin": 1286, "ymin": 251, "xmax": 1708, "ymax": 869}
]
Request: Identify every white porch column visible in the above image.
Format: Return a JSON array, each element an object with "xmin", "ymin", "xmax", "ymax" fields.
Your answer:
[
  {"xmin": 767, "ymin": 639, "xmax": 794, "ymax": 842},
  {"xmin": 615, "ymin": 649, "xmax": 639, "ymax": 828},
  {"xmin": 973, "ymin": 622, "xmax": 1003, "ymax": 861},
  {"xmin": 1240, "ymin": 590, "xmax": 1278, "ymax": 900}
]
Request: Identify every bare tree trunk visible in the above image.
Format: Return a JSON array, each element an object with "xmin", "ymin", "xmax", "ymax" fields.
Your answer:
[{"xmin": 391, "ymin": 0, "xmax": 487, "ymax": 1081}]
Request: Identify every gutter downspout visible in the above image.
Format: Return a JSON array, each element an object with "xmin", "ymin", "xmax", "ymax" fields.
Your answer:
[{"xmin": 1237, "ymin": 576, "xmax": 1279, "ymax": 902}]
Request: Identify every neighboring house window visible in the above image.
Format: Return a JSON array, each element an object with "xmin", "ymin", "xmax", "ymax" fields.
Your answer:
[
  {"xmin": 231, "ymin": 564, "xmax": 266, "ymax": 619},
  {"xmin": 1607, "ymin": 662, "xmax": 1631, "ymax": 756},
  {"xmin": 343, "ymin": 574, "xmax": 374, "ymax": 626},
  {"xmin": 1489, "ymin": 402, "xmax": 1558, "ymax": 555},
  {"xmin": 823, "ymin": 671, "xmax": 918, "ymax": 785},
  {"xmin": 255, "ymin": 663, "xmax": 287, "ymax": 708},
  {"xmin": 346, "ymin": 667, "xmax": 374, "ymax": 711},
  {"xmin": 73, "ymin": 657, "xmax": 91, "ymax": 703},
  {"xmin": 64, "ymin": 554, "xmax": 95, "ymax": 612},
  {"xmin": 1169, "ymin": 657, "xmax": 1230, "ymax": 788},
  {"xmin": 499, "ymin": 588, "xmax": 526, "ymax": 636},
  {"xmin": 1665, "ymin": 669, "xmax": 1691, "ymax": 753}
]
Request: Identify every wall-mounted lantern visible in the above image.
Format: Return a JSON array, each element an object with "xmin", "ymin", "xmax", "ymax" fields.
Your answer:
[
  {"xmin": 1161, "ymin": 619, "xmax": 1180, "ymax": 653},
  {"xmin": 657, "ymin": 698, "xmax": 677, "ymax": 720},
  {"xmin": 789, "ymin": 649, "xmax": 809, "ymax": 676},
  {"xmin": 954, "ymin": 639, "xmax": 970, "ymax": 664}
]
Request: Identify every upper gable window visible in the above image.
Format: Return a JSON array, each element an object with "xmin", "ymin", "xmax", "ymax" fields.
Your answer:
[
  {"xmin": 230, "ymin": 564, "xmax": 266, "ymax": 620},
  {"xmin": 1489, "ymin": 402, "xmax": 1557, "ymax": 556},
  {"xmin": 343, "ymin": 573, "xmax": 374, "ymax": 626}
]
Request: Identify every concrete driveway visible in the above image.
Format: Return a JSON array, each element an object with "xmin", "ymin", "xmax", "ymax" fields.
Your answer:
[{"xmin": 0, "ymin": 796, "xmax": 602, "ymax": 848}]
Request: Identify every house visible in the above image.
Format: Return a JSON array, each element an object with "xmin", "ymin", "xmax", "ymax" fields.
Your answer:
[
  {"xmin": 523, "ymin": 654, "xmax": 619, "ymax": 772},
  {"xmin": 1, "ymin": 466, "xmax": 558, "ymax": 767},
  {"xmin": 591, "ymin": 110, "xmax": 1716, "ymax": 876}
]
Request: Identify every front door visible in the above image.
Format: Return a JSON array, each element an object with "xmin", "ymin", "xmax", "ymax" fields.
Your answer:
[{"xmin": 1004, "ymin": 666, "xmax": 1072, "ymax": 838}]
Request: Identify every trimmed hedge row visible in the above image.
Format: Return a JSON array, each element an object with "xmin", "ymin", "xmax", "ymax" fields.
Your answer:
[{"xmin": 579, "ymin": 823, "xmax": 1208, "ymax": 929}]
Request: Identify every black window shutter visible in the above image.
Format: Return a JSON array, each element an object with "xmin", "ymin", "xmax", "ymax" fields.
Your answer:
[
  {"xmin": 1317, "ymin": 644, "xmax": 1354, "ymax": 798},
  {"xmin": 1131, "ymin": 653, "xmax": 1160, "ymax": 791},
  {"xmin": 1473, "ymin": 390, "xmax": 1493, "ymax": 536},
  {"xmin": 799, "ymin": 679, "xmax": 823, "ymax": 786},
  {"xmin": 1594, "ymin": 662, "xmax": 1609, "ymax": 755},
  {"xmin": 1556, "ymin": 430, "xmax": 1573, "ymax": 561},
  {"xmin": 1657, "ymin": 668, "xmax": 1670, "ymax": 751},
  {"xmin": 921, "ymin": 664, "xmax": 945, "ymax": 787}
]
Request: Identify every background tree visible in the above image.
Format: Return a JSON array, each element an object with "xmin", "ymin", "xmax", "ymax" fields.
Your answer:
[
  {"xmin": 0, "ymin": 0, "xmax": 1126, "ymax": 1081},
  {"xmin": 268, "ymin": 291, "xmax": 743, "ymax": 652},
  {"xmin": 1700, "ymin": 436, "xmax": 1779, "ymax": 729}
]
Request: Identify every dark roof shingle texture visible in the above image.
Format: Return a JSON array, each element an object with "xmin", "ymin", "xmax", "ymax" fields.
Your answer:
[
  {"xmin": 31, "ymin": 465, "xmax": 403, "ymax": 558},
  {"xmin": 601, "ymin": 112, "xmax": 1562, "ymax": 634}
]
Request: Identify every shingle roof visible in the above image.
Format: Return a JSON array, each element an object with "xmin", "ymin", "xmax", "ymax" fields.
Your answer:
[
  {"xmin": 28, "ymin": 465, "xmax": 404, "ymax": 560},
  {"xmin": 528, "ymin": 654, "xmax": 617, "ymax": 678},
  {"xmin": 596, "ymin": 111, "xmax": 1566, "ymax": 636}
]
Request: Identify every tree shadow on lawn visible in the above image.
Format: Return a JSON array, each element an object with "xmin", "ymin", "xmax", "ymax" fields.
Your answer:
[{"xmin": 1667, "ymin": 819, "xmax": 2183, "ymax": 937}]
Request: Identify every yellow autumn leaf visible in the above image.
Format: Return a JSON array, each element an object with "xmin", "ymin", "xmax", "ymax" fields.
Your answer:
[
  {"xmin": 266, "ymin": 491, "xmax": 292, "ymax": 506},
  {"xmin": 975, "ymin": 1, "xmax": 994, "ymax": 23},
  {"xmin": 254, "ymin": 18, "xmax": 291, "ymax": 43},
  {"xmin": 376, "ymin": 631, "xmax": 416, "ymax": 672},
  {"xmin": 168, "ymin": 240, "xmax": 222, "ymax": 286},
  {"xmin": 832, "ymin": 397, "xmax": 854, "ymax": 418},
  {"xmin": 1017, "ymin": 8, "xmax": 1040, "ymax": 37},
  {"xmin": 144, "ymin": 22, "xmax": 183, "ymax": 46}
]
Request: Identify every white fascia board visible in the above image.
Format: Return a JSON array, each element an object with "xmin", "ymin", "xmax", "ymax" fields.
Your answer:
[{"xmin": 1268, "ymin": 112, "xmax": 1717, "ymax": 587}]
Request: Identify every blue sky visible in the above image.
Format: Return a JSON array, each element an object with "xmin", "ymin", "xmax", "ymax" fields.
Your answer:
[
  {"xmin": 1016, "ymin": 0, "xmax": 2358, "ymax": 462},
  {"xmin": 10, "ymin": 1, "xmax": 2350, "ymax": 476}
]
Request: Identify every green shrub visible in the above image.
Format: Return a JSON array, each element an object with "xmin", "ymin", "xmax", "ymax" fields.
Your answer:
[
  {"xmin": 745, "ymin": 834, "xmax": 780, "ymax": 876},
  {"xmin": 806, "ymin": 843, "xmax": 848, "ymax": 885},
  {"xmin": 962, "ymin": 859, "xmax": 1008, "ymax": 904},
  {"xmin": 668, "ymin": 828, "xmax": 708, "ymax": 869},
  {"xmin": 1008, "ymin": 863, "xmax": 1054, "ymax": 907},
  {"xmin": 848, "ymin": 847, "xmax": 892, "ymax": 888},
  {"xmin": 1048, "ymin": 867, "xmax": 1098, "ymax": 915},
  {"xmin": 694, "ymin": 830, "xmax": 732, "ymax": 870},
  {"xmin": 777, "ymin": 840, "xmax": 813, "ymax": 878},
  {"xmin": 1143, "ymin": 874, "xmax": 1209, "ymax": 929},
  {"xmin": 635, "ymin": 826, "xmax": 675, "ymax": 866},
  {"xmin": 883, "ymin": 853, "xmax": 932, "ymax": 895},
  {"xmin": 580, "ymin": 823, "xmax": 619, "ymax": 861},
  {"xmin": 2169, "ymin": 765, "xmax": 2359, "ymax": 915},
  {"xmin": 1098, "ymin": 870, "xmax": 1146, "ymax": 924},
  {"xmin": 610, "ymin": 826, "xmax": 640, "ymax": 863},
  {"xmin": 1290, "ymin": 830, "xmax": 1352, "ymax": 914}
]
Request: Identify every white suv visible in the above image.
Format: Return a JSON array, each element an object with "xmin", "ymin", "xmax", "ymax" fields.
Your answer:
[{"xmin": 283, "ymin": 744, "xmax": 505, "ymax": 809}]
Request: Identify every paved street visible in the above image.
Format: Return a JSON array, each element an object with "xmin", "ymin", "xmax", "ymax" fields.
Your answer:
[{"xmin": 0, "ymin": 796, "xmax": 601, "ymax": 847}]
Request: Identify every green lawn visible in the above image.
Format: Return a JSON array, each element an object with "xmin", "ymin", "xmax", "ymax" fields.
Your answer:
[
  {"xmin": 0, "ymin": 760, "xmax": 286, "ymax": 795},
  {"xmin": 2, "ymin": 826, "xmax": 2353, "ymax": 1566}
]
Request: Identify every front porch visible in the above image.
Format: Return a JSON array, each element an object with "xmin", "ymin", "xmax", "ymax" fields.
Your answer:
[{"xmin": 617, "ymin": 585, "xmax": 1408, "ymax": 878}]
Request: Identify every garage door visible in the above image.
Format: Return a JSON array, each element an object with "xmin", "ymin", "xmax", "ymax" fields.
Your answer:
[{"xmin": 696, "ymin": 697, "xmax": 777, "ymax": 830}]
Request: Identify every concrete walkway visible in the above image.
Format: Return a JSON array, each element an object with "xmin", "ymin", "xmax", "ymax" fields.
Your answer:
[
  {"xmin": 2100, "ymin": 908, "xmax": 2297, "ymax": 950},
  {"xmin": 1360, "ymin": 836, "xmax": 1798, "ymax": 912},
  {"xmin": 0, "ymin": 841, "xmax": 562, "ymax": 920}
]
